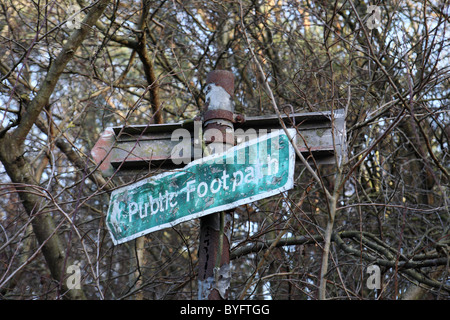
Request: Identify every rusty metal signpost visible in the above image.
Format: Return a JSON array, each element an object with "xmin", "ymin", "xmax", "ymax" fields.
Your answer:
[{"xmin": 91, "ymin": 70, "xmax": 346, "ymax": 300}]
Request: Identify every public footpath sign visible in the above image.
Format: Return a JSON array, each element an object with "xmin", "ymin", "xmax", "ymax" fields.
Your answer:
[{"xmin": 106, "ymin": 129, "xmax": 296, "ymax": 245}]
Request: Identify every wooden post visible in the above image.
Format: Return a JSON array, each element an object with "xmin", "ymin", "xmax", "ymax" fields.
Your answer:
[{"xmin": 197, "ymin": 70, "xmax": 234, "ymax": 300}]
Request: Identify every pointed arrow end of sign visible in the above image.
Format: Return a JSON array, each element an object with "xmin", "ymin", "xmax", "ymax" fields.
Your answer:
[{"xmin": 91, "ymin": 127, "xmax": 115, "ymax": 176}]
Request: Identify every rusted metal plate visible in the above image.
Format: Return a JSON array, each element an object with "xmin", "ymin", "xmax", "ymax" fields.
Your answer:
[{"xmin": 91, "ymin": 110, "xmax": 346, "ymax": 175}]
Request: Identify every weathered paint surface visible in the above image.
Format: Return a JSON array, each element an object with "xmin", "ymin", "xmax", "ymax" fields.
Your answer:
[
  {"xmin": 106, "ymin": 129, "xmax": 295, "ymax": 245},
  {"xmin": 90, "ymin": 127, "xmax": 115, "ymax": 175},
  {"xmin": 108, "ymin": 125, "xmax": 335, "ymax": 167}
]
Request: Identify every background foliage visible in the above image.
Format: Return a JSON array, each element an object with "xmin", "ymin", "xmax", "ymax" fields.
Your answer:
[{"xmin": 0, "ymin": 0, "xmax": 449, "ymax": 299}]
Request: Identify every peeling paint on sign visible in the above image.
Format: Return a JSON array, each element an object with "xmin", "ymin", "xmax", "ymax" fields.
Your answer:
[{"xmin": 106, "ymin": 129, "xmax": 296, "ymax": 245}]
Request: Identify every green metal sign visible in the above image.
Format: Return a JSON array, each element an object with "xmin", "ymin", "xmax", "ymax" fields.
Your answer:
[{"xmin": 106, "ymin": 129, "xmax": 296, "ymax": 245}]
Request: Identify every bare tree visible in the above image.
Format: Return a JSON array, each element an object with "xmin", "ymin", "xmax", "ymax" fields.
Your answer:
[{"xmin": 0, "ymin": 0, "xmax": 448, "ymax": 300}]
